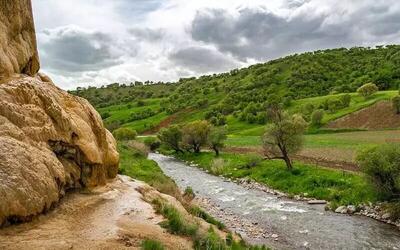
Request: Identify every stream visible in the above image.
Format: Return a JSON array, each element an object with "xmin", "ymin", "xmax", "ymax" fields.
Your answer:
[{"xmin": 149, "ymin": 153, "xmax": 400, "ymax": 250}]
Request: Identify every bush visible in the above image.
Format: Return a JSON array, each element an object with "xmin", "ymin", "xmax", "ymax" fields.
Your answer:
[
  {"xmin": 127, "ymin": 140, "xmax": 150, "ymax": 157},
  {"xmin": 189, "ymin": 206, "xmax": 225, "ymax": 230},
  {"xmin": 357, "ymin": 83, "xmax": 378, "ymax": 98},
  {"xmin": 183, "ymin": 186, "xmax": 195, "ymax": 201},
  {"xmin": 311, "ymin": 109, "xmax": 324, "ymax": 125},
  {"xmin": 113, "ymin": 127, "xmax": 137, "ymax": 141},
  {"xmin": 340, "ymin": 94, "xmax": 351, "ymax": 107},
  {"xmin": 210, "ymin": 158, "xmax": 227, "ymax": 175},
  {"xmin": 356, "ymin": 144, "xmax": 400, "ymax": 199},
  {"xmin": 144, "ymin": 137, "xmax": 161, "ymax": 151},
  {"xmin": 243, "ymin": 155, "xmax": 262, "ymax": 169},
  {"xmin": 392, "ymin": 96, "xmax": 400, "ymax": 114},
  {"xmin": 327, "ymin": 98, "xmax": 342, "ymax": 112},
  {"xmin": 141, "ymin": 239, "xmax": 165, "ymax": 250}
]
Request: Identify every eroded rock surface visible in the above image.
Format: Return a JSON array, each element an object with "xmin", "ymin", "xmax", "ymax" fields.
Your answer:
[
  {"xmin": 0, "ymin": 0, "xmax": 40, "ymax": 77},
  {"xmin": 0, "ymin": 76, "xmax": 119, "ymax": 225},
  {"xmin": 0, "ymin": 1, "xmax": 119, "ymax": 225}
]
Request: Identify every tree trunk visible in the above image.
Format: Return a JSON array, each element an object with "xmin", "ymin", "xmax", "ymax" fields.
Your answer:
[
  {"xmin": 282, "ymin": 153, "xmax": 293, "ymax": 170},
  {"xmin": 214, "ymin": 146, "xmax": 219, "ymax": 156},
  {"xmin": 194, "ymin": 144, "xmax": 201, "ymax": 153}
]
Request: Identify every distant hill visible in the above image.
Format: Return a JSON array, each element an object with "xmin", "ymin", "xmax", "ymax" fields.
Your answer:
[{"xmin": 71, "ymin": 46, "xmax": 400, "ymax": 134}]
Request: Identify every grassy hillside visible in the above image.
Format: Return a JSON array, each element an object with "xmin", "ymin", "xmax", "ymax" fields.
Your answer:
[{"xmin": 71, "ymin": 46, "xmax": 400, "ymax": 136}]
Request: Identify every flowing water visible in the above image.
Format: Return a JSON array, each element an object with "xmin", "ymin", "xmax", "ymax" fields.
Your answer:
[{"xmin": 149, "ymin": 153, "xmax": 400, "ymax": 250}]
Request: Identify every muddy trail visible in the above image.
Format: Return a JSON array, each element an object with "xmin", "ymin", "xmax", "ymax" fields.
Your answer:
[
  {"xmin": 149, "ymin": 153, "xmax": 400, "ymax": 250},
  {"xmin": 0, "ymin": 176, "xmax": 191, "ymax": 250}
]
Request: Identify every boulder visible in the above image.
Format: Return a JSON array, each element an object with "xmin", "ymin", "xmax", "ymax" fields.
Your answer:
[
  {"xmin": 335, "ymin": 206, "xmax": 348, "ymax": 214},
  {"xmin": 0, "ymin": 0, "xmax": 119, "ymax": 225}
]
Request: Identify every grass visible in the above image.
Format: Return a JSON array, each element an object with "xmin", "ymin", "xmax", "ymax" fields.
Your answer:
[
  {"xmin": 151, "ymin": 198, "xmax": 268, "ymax": 250},
  {"xmin": 118, "ymin": 141, "xmax": 181, "ymax": 198},
  {"xmin": 189, "ymin": 206, "xmax": 226, "ymax": 230},
  {"xmin": 173, "ymin": 152, "xmax": 380, "ymax": 207},
  {"xmin": 141, "ymin": 239, "xmax": 165, "ymax": 250}
]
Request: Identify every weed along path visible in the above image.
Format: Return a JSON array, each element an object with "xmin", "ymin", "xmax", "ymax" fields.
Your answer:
[{"xmin": 149, "ymin": 153, "xmax": 400, "ymax": 250}]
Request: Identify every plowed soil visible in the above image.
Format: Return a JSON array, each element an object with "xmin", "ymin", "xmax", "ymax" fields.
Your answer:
[{"xmin": 326, "ymin": 101, "xmax": 400, "ymax": 130}]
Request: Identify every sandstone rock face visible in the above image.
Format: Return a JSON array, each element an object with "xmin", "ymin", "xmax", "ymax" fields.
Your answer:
[
  {"xmin": 0, "ymin": 1, "xmax": 119, "ymax": 225},
  {"xmin": 0, "ymin": 76, "xmax": 119, "ymax": 225},
  {"xmin": 0, "ymin": 0, "xmax": 40, "ymax": 77}
]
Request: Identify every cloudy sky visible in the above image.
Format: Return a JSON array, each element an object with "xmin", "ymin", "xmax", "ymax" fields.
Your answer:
[{"xmin": 32, "ymin": 0, "xmax": 400, "ymax": 90}]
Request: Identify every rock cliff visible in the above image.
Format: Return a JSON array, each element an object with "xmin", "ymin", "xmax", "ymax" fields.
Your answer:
[{"xmin": 0, "ymin": 1, "xmax": 119, "ymax": 225}]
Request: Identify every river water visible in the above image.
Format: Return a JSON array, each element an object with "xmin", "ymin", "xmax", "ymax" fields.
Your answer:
[{"xmin": 149, "ymin": 153, "xmax": 400, "ymax": 250}]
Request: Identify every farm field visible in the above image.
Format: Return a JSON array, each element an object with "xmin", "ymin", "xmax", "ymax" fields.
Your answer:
[{"xmin": 226, "ymin": 129, "xmax": 400, "ymax": 166}]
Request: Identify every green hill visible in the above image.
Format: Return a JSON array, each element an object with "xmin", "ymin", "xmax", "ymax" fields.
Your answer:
[{"xmin": 70, "ymin": 46, "xmax": 400, "ymax": 135}]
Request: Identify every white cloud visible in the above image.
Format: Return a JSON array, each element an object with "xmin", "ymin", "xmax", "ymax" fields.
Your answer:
[{"xmin": 32, "ymin": 0, "xmax": 400, "ymax": 89}]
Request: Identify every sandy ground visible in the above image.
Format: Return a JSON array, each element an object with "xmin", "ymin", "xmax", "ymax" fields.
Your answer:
[{"xmin": 0, "ymin": 176, "xmax": 192, "ymax": 250}]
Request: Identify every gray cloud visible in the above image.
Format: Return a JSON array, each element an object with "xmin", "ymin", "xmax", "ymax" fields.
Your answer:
[
  {"xmin": 128, "ymin": 27, "xmax": 165, "ymax": 42},
  {"xmin": 191, "ymin": 2, "xmax": 400, "ymax": 61},
  {"xmin": 169, "ymin": 46, "xmax": 239, "ymax": 73},
  {"xmin": 39, "ymin": 26, "xmax": 127, "ymax": 73}
]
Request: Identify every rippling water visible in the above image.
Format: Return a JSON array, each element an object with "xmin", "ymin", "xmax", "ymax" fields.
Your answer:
[{"xmin": 149, "ymin": 153, "xmax": 400, "ymax": 250}]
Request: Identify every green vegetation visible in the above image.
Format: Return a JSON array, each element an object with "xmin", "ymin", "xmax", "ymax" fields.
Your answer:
[
  {"xmin": 357, "ymin": 83, "xmax": 379, "ymax": 99},
  {"xmin": 262, "ymin": 108, "xmax": 307, "ymax": 169},
  {"xmin": 72, "ymin": 46, "xmax": 400, "ymax": 136},
  {"xmin": 173, "ymin": 152, "xmax": 379, "ymax": 207},
  {"xmin": 188, "ymin": 206, "xmax": 225, "ymax": 230},
  {"xmin": 141, "ymin": 239, "xmax": 165, "ymax": 250},
  {"xmin": 356, "ymin": 144, "xmax": 400, "ymax": 199},
  {"xmin": 118, "ymin": 141, "xmax": 181, "ymax": 198},
  {"xmin": 113, "ymin": 127, "xmax": 137, "ymax": 140}
]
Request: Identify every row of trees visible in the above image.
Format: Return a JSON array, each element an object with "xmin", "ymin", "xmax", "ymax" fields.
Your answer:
[{"xmin": 158, "ymin": 121, "xmax": 227, "ymax": 156}]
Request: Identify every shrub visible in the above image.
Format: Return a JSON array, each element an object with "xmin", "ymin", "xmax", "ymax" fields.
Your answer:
[
  {"xmin": 340, "ymin": 94, "xmax": 351, "ymax": 107},
  {"xmin": 113, "ymin": 127, "xmax": 137, "ymax": 141},
  {"xmin": 392, "ymin": 96, "xmax": 400, "ymax": 114},
  {"xmin": 144, "ymin": 137, "xmax": 161, "ymax": 151},
  {"xmin": 356, "ymin": 144, "xmax": 400, "ymax": 199},
  {"xmin": 243, "ymin": 155, "xmax": 262, "ymax": 169},
  {"xmin": 311, "ymin": 109, "xmax": 324, "ymax": 125},
  {"xmin": 183, "ymin": 186, "xmax": 195, "ymax": 201},
  {"xmin": 327, "ymin": 98, "xmax": 342, "ymax": 112},
  {"xmin": 127, "ymin": 140, "xmax": 150, "ymax": 157},
  {"xmin": 158, "ymin": 125, "xmax": 183, "ymax": 153},
  {"xmin": 210, "ymin": 158, "xmax": 227, "ymax": 175},
  {"xmin": 141, "ymin": 239, "xmax": 165, "ymax": 250},
  {"xmin": 100, "ymin": 112, "xmax": 111, "ymax": 119},
  {"xmin": 357, "ymin": 83, "xmax": 378, "ymax": 98}
]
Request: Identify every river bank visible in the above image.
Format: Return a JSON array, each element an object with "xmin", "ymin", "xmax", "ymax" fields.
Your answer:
[{"xmin": 150, "ymin": 153, "xmax": 400, "ymax": 249}]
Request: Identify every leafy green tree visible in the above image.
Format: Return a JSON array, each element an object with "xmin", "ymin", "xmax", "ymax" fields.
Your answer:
[
  {"xmin": 113, "ymin": 127, "xmax": 137, "ymax": 141},
  {"xmin": 340, "ymin": 94, "xmax": 351, "ymax": 107},
  {"xmin": 208, "ymin": 126, "xmax": 227, "ymax": 156},
  {"xmin": 356, "ymin": 144, "xmax": 400, "ymax": 198},
  {"xmin": 357, "ymin": 83, "xmax": 379, "ymax": 98},
  {"xmin": 327, "ymin": 98, "xmax": 342, "ymax": 113},
  {"xmin": 144, "ymin": 137, "xmax": 161, "ymax": 151},
  {"xmin": 392, "ymin": 96, "xmax": 400, "ymax": 114},
  {"xmin": 158, "ymin": 125, "xmax": 183, "ymax": 153},
  {"xmin": 262, "ymin": 108, "xmax": 307, "ymax": 170},
  {"xmin": 311, "ymin": 109, "xmax": 324, "ymax": 126},
  {"xmin": 181, "ymin": 120, "xmax": 211, "ymax": 153}
]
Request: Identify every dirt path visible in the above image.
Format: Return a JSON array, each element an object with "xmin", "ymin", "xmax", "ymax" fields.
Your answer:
[
  {"xmin": 0, "ymin": 176, "xmax": 191, "ymax": 250},
  {"xmin": 225, "ymin": 146, "xmax": 359, "ymax": 172}
]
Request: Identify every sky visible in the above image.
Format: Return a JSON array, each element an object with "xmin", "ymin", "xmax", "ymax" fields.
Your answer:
[{"xmin": 32, "ymin": 0, "xmax": 400, "ymax": 90}]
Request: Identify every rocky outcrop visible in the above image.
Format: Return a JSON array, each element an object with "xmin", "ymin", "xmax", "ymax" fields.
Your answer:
[
  {"xmin": 0, "ymin": 1, "xmax": 119, "ymax": 225},
  {"xmin": 0, "ymin": 0, "xmax": 40, "ymax": 77}
]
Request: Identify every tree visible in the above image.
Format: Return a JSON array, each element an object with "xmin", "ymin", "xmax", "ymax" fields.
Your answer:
[
  {"xmin": 311, "ymin": 109, "xmax": 324, "ymax": 126},
  {"xmin": 181, "ymin": 120, "xmax": 211, "ymax": 153},
  {"xmin": 144, "ymin": 137, "xmax": 161, "ymax": 151},
  {"xmin": 357, "ymin": 83, "xmax": 378, "ymax": 98},
  {"xmin": 392, "ymin": 96, "xmax": 400, "ymax": 114},
  {"xmin": 208, "ymin": 126, "xmax": 227, "ymax": 156},
  {"xmin": 356, "ymin": 144, "xmax": 400, "ymax": 198},
  {"xmin": 158, "ymin": 125, "xmax": 183, "ymax": 153},
  {"xmin": 262, "ymin": 108, "xmax": 307, "ymax": 170},
  {"xmin": 113, "ymin": 127, "xmax": 137, "ymax": 141}
]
